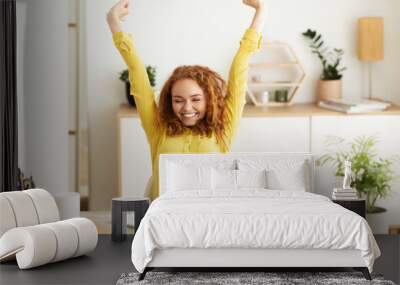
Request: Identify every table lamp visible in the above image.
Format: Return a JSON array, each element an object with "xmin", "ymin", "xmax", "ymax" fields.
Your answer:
[{"xmin": 357, "ymin": 17, "xmax": 384, "ymax": 100}]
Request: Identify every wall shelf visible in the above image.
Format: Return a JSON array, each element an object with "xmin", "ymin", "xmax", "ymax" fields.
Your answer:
[
  {"xmin": 247, "ymin": 42, "xmax": 306, "ymax": 107},
  {"xmin": 119, "ymin": 103, "xmax": 400, "ymax": 118}
]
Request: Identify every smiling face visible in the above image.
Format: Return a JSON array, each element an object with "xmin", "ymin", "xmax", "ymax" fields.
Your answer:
[{"xmin": 171, "ymin": 78, "xmax": 207, "ymax": 127}]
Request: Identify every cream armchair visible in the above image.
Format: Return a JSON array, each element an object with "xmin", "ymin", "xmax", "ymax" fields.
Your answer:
[{"xmin": 0, "ymin": 189, "xmax": 97, "ymax": 269}]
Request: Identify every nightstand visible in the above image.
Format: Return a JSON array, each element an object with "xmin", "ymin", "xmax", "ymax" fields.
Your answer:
[
  {"xmin": 111, "ymin": 197, "xmax": 150, "ymax": 242},
  {"xmin": 332, "ymin": 199, "xmax": 366, "ymax": 218}
]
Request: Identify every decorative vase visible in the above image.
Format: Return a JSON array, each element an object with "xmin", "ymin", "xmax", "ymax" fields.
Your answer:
[
  {"xmin": 125, "ymin": 82, "xmax": 136, "ymax": 108},
  {"xmin": 317, "ymin": 79, "xmax": 342, "ymax": 102}
]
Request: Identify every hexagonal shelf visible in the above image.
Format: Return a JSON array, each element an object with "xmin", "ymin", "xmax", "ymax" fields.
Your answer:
[{"xmin": 247, "ymin": 42, "xmax": 306, "ymax": 107}]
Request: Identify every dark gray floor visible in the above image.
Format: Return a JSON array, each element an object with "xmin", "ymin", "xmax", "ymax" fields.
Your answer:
[
  {"xmin": 375, "ymin": 234, "xmax": 400, "ymax": 284},
  {"xmin": 0, "ymin": 235, "xmax": 398, "ymax": 285}
]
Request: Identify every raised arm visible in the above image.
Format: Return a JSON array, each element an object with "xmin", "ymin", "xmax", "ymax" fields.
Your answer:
[
  {"xmin": 107, "ymin": 0, "xmax": 158, "ymax": 145},
  {"xmin": 224, "ymin": 0, "xmax": 265, "ymax": 148},
  {"xmin": 106, "ymin": 0, "xmax": 129, "ymax": 34},
  {"xmin": 245, "ymin": 0, "xmax": 266, "ymax": 33}
]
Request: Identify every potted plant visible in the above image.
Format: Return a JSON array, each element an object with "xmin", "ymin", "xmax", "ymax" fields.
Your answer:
[
  {"xmin": 119, "ymin": 65, "xmax": 157, "ymax": 108},
  {"xmin": 319, "ymin": 135, "xmax": 399, "ymax": 213},
  {"xmin": 302, "ymin": 29, "xmax": 346, "ymax": 102}
]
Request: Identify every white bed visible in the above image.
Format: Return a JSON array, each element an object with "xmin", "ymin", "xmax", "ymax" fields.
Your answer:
[{"xmin": 131, "ymin": 153, "xmax": 380, "ymax": 280}]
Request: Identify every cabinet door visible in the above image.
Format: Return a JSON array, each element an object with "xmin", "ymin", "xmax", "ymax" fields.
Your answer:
[
  {"xmin": 119, "ymin": 118, "xmax": 152, "ymax": 197},
  {"xmin": 312, "ymin": 115, "xmax": 400, "ymax": 234},
  {"xmin": 231, "ymin": 117, "xmax": 310, "ymax": 153}
]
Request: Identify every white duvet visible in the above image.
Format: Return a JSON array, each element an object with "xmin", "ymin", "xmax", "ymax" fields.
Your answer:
[{"xmin": 131, "ymin": 189, "xmax": 380, "ymax": 273}]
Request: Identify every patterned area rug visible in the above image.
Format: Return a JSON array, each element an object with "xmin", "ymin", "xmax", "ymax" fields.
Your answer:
[{"xmin": 116, "ymin": 271, "xmax": 396, "ymax": 285}]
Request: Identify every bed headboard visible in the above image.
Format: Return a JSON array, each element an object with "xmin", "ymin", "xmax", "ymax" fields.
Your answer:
[{"xmin": 159, "ymin": 152, "xmax": 315, "ymax": 195}]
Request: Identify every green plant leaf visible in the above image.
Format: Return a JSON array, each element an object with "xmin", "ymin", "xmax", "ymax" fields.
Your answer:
[
  {"xmin": 319, "ymin": 135, "xmax": 398, "ymax": 209},
  {"xmin": 302, "ymin": 29, "xmax": 346, "ymax": 80},
  {"xmin": 314, "ymin": 34, "xmax": 322, "ymax": 43}
]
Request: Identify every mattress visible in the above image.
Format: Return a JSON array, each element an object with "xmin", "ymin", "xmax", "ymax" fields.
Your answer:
[{"xmin": 131, "ymin": 189, "xmax": 380, "ymax": 273}]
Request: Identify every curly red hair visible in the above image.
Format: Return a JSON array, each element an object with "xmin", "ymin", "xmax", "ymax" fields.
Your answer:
[{"xmin": 157, "ymin": 65, "xmax": 229, "ymax": 152}]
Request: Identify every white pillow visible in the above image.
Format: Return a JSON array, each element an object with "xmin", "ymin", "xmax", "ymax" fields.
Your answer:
[
  {"xmin": 267, "ymin": 168, "xmax": 306, "ymax": 191},
  {"xmin": 237, "ymin": 159, "xmax": 308, "ymax": 191},
  {"xmin": 211, "ymin": 168, "xmax": 268, "ymax": 190},
  {"xmin": 166, "ymin": 162, "xmax": 212, "ymax": 191},
  {"xmin": 212, "ymin": 168, "xmax": 237, "ymax": 190},
  {"xmin": 237, "ymin": 169, "xmax": 268, "ymax": 189}
]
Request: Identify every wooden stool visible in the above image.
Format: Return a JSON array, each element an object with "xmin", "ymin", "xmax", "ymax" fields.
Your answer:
[{"xmin": 388, "ymin": 224, "xmax": 400, "ymax": 235}]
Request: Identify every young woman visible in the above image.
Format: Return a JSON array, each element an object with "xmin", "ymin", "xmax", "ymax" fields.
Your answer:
[{"xmin": 107, "ymin": 0, "xmax": 265, "ymax": 199}]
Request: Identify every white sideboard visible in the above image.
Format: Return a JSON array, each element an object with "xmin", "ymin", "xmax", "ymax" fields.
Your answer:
[{"xmin": 118, "ymin": 103, "xmax": 400, "ymax": 233}]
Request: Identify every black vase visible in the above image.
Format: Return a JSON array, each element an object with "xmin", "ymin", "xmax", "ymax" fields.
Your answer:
[{"xmin": 125, "ymin": 82, "xmax": 136, "ymax": 108}]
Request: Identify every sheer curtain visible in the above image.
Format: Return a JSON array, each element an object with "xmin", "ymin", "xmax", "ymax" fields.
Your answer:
[{"xmin": 0, "ymin": 0, "xmax": 18, "ymax": 192}]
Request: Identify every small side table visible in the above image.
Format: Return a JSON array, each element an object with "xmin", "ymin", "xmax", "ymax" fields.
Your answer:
[
  {"xmin": 112, "ymin": 197, "xmax": 150, "ymax": 242},
  {"xmin": 332, "ymin": 199, "xmax": 366, "ymax": 218}
]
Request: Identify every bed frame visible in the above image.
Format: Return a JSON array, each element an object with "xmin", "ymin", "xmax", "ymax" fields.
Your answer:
[
  {"xmin": 138, "ymin": 153, "xmax": 372, "ymax": 281},
  {"xmin": 140, "ymin": 248, "xmax": 371, "ymax": 280}
]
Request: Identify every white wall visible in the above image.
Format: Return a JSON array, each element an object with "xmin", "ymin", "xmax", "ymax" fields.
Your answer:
[
  {"xmin": 263, "ymin": 0, "xmax": 400, "ymax": 104},
  {"xmin": 85, "ymin": 0, "xmax": 400, "ymax": 209},
  {"xmin": 17, "ymin": 0, "xmax": 70, "ymax": 195}
]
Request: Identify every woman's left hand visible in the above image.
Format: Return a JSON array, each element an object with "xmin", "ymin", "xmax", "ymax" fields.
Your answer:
[{"xmin": 242, "ymin": 0, "xmax": 264, "ymax": 10}]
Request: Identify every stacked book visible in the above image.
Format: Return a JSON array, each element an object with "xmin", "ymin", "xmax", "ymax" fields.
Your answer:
[
  {"xmin": 332, "ymin": 188, "xmax": 358, "ymax": 200},
  {"xmin": 318, "ymin": 98, "xmax": 391, "ymax": 114}
]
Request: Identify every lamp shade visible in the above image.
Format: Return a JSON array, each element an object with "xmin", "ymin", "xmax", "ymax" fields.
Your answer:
[{"xmin": 357, "ymin": 17, "xmax": 384, "ymax": 61}]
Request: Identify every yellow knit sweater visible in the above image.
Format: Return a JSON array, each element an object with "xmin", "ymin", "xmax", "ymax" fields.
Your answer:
[{"xmin": 113, "ymin": 28, "xmax": 262, "ymax": 199}]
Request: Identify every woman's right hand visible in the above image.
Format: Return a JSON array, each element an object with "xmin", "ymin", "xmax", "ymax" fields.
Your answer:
[
  {"xmin": 107, "ymin": 0, "xmax": 131, "ymax": 23},
  {"xmin": 107, "ymin": 0, "xmax": 130, "ymax": 34},
  {"xmin": 242, "ymin": 0, "xmax": 264, "ymax": 11}
]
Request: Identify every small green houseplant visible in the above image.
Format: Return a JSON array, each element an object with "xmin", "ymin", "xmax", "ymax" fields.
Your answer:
[
  {"xmin": 302, "ymin": 29, "xmax": 346, "ymax": 101},
  {"xmin": 302, "ymin": 29, "xmax": 346, "ymax": 80},
  {"xmin": 319, "ymin": 135, "xmax": 399, "ymax": 213},
  {"xmin": 119, "ymin": 65, "xmax": 157, "ymax": 107}
]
